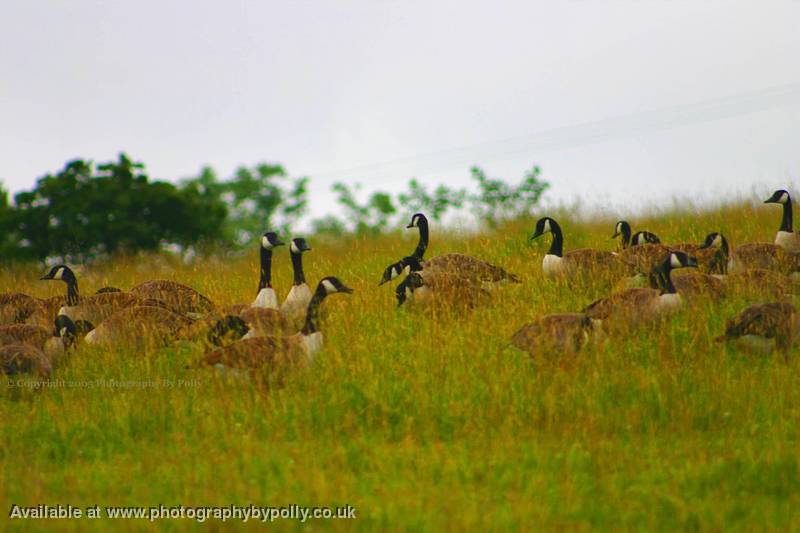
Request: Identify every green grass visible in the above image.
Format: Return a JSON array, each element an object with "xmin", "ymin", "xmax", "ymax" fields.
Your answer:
[{"xmin": 2, "ymin": 200, "xmax": 800, "ymax": 531}]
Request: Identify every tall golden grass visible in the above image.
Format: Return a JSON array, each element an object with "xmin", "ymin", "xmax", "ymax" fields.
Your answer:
[{"xmin": 2, "ymin": 199, "xmax": 800, "ymax": 531}]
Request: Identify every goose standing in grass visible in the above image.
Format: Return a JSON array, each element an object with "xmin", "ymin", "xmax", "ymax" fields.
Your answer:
[
  {"xmin": 612, "ymin": 220, "xmax": 661, "ymax": 249},
  {"xmin": 531, "ymin": 217, "xmax": 624, "ymax": 277},
  {"xmin": 765, "ymin": 189, "xmax": 800, "ymax": 252},
  {"xmin": 582, "ymin": 251, "xmax": 698, "ymax": 327},
  {"xmin": 510, "ymin": 313, "xmax": 604, "ymax": 360},
  {"xmin": 200, "ymin": 277, "xmax": 353, "ymax": 377},
  {"xmin": 280, "ymin": 237, "xmax": 313, "ymax": 325},
  {"xmin": 715, "ymin": 302, "xmax": 800, "ymax": 359}
]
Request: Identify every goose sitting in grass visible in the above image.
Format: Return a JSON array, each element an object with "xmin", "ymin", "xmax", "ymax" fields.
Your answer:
[
  {"xmin": 40, "ymin": 265, "xmax": 169, "ymax": 325},
  {"xmin": 129, "ymin": 279, "xmax": 216, "ymax": 317},
  {"xmin": 198, "ymin": 277, "xmax": 353, "ymax": 379},
  {"xmin": 510, "ymin": 313, "xmax": 604, "ymax": 360},
  {"xmin": 764, "ymin": 189, "xmax": 800, "ymax": 253},
  {"xmin": 612, "ymin": 220, "xmax": 661, "ymax": 249},
  {"xmin": 669, "ymin": 232, "xmax": 730, "ymax": 275},
  {"xmin": 582, "ymin": 251, "xmax": 697, "ymax": 328},
  {"xmin": 715, "ymin": 302, "xmax": 800, "ymax": 359},
  {"xmin": 380, "ymin": 213, "xmax": 519, "ymax": 286},
  {"xmin": 83, "ymin": 305, "xmax": 197, "ymax": 350},
  {"xmin": 0, "ymin": 315, "xmax": 83, "ymax": 368},
  {"xmin": 531, "ymin": 216, "xmax": 625, "ymax": 278},
  {"xmin": 279, "ymin": 238, "xmax": 313, "ymax": 326},
  {"xmin": 394, "ymin": 256, "xmax": 491, "ymax": 309}
]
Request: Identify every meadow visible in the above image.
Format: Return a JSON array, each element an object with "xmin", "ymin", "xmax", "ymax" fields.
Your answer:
[{"xmin": 2, "ymin": 199, "xmax": 800, "ymax": 531}]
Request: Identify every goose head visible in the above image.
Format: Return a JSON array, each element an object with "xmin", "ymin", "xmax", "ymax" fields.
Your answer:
[
  {"xmin": 666, "ymin": 251, "xmax": 698, "ymax": 270},
  {"xmin": 612, "ymin": 220, "xmax": 630, "ymax": 239},
  {"xmin": 378, "ymin": 256, "xmax": 424, "ymax": 286},
  {"xmin": 698, "ymin": 232, "xmax": 729, "ymax": 253},
  {"xmin": 40, "ymin": 264, "xmax": 76, "ymax": 283},
  {"xmin": 395, "ymin": 272, "xmax": 424, "ymax": 307},
  {"xmin": 319, "ymin": 276, "xmax": 354, "ymax": 295},
  {"xmin": 406, "ymin": 213, "xmax": 428, "ymax": 229},
  {"xmin": 530, "ymin": 217, "xmax": 557, "ymax": 240},
  {"xmin": 765, "ymin": 189, "xmax": 791, "ymax": 205},
  {"xmin": 289, "ymin": 237, "xmax": 311, "ymax": 254},
  {"xmin": 261, "ymin": 231, "xmax": 285, "ymax": 250}
]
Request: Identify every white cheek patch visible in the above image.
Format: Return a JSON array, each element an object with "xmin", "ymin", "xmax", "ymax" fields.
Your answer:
[
  {"xmin": 543, "ymin": 219, "xmax": 551, "ymax": 233},
  {"xmin": 261, "ymin": 236, "xmax": 270, "ymax": 249},
  {"xmin": 670, "ymin": 254, "xmax": 683, "ymax": 268},
  {"xmin": 712, "ymin": 235, "xmax": 722, "ymax": 247},
  {"xmin": 56, "ymin": 267, "xmax": 65, "ymax": 280},
  {"xmin": 615, "ymin": 222, "xmax": 622, "ymax": 234},
  {"xmin": 781, "ymin": 192, "xmax": 789, "ymax": 204},
  {"xmin": 290, "ymin": 242, "xmax": 300, "ymax": 254},
  {"xmin": 59, "ymin": 327, "xmax": 68, "ymax": 337},
  {"xmin": 322, "ymin": 279, "xmax": 337, "ymax": 294}
]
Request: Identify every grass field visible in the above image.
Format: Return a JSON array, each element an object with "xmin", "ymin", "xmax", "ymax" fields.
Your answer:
[{"xmin": 3, "ymin": 199, "xmax": 800, "ymax": 531}]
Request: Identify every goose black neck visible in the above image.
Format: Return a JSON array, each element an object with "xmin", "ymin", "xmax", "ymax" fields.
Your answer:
[
  {"xmin": 291, "ymin": 250, "xmax": 306, "ymax": 285},
  {"xmin": 301, "ymin": 285, "xmax": 327, "ymax": 335},
  {"xmin": 65, "ymin": 278, "xmax": 79, "ymax": 306},
  {"xmin": 258, "ymin": 248, "xmax": 273, "ymax": 291},
  {"xmin": 781, "ymin": 198, "xmax": 793, "ymax": 232},
  {"xmin": 654, "ymin": 261, "xmax": 677, "ymax": 294},
  {"xmin": 620, "ymin": 223, "xmax": 631, "ymax": 248},
  {"xmin": 548, "ymin": 220, "xmax": 564, "ymax": 257},
  {"xmin": 413, "ymin": 217, "xmax": 429, "ymax": 259}
]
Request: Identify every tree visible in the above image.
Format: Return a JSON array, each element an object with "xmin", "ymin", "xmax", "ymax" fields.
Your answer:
[
  {"xmin": 331, "ymin": 182, "xmax": 397, "ymax": 235},
  {"xmin": 397, "ymin": 179, "xmax": 466, "ymax": 221},
  {"xmin": 468, "ymin": 165, "xmax": 549, "ymax": 227},
  {"xmin": 10, "ymin": 154, "xmax": 228, "ymax": 260}
]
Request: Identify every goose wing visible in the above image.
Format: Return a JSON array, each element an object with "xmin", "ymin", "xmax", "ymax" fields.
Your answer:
[{"xmin": 424, "ymin": 253, "xmax": 519, "ymax": 283}]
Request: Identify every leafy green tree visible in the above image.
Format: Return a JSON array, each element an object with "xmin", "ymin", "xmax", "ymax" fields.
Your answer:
[
  {"xmin": 332, "ymin": 182, "xmax": 397, "ymax": 235},
  {"xmin": 397, "ymin": 179, "xmax": 466, "ymax": 221},
  {"xmin": 218, "ymin": 163, "xmax": 308, "ymax": 245},
  {"xmin": 11, "ymin": 154, "xmax": 227, "ymax": 260},
  {"xmin": 468, "ymin": 165, "xmax": 549, "ymax": 226}
]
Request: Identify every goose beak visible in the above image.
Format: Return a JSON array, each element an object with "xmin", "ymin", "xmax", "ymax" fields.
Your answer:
[
  {"xmin": 340, "ymin": 285, "xmax": 354, "ymax": 294},
  {"xmin": 406, "ymin": 223, "xmax": 414, "ymax": 229},
  {"xmin": 40, "ymin": 274, "xmax": 52, "ymax": 280},
  {"xmin": 530, "ymin": 230, "xmax": 543, "ymax": 240},
  {"xmin": 687, "ymin": 256, "xmax": 699, "ymax": 267},
  {"xmin": 274, "ymin": 239, "xmax": 285, "ymax": 246}
]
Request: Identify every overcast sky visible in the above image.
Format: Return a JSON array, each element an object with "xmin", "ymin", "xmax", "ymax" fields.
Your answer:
[{"xmin": 1, "ymin": 1, "xmax": 798, "ymax": 221}]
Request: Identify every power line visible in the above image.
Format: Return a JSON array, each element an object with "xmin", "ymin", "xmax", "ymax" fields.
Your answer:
[{"xmin": 301, "ymin": 82, "xmax": 800, "ymax": 184}]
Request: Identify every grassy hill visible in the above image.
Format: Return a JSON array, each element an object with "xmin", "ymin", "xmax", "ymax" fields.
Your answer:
[{"xmin": 3, "ymin": 199, "xmax": 800, "ymax": 531}]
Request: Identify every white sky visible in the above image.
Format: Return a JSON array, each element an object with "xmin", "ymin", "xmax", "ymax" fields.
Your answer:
[{"xmin": 1, "ymin": 1, "xmax": 799, "ymax": 221}]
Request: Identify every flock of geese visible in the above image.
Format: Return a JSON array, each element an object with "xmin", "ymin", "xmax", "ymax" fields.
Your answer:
[{"xmin": 2, "ymin": 188, "xmax": 800, "ymax": 383}]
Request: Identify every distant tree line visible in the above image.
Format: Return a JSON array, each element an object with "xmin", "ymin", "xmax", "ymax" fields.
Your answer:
[{"xmin": 0, "ymin": 153, "xmax": 549, "ymax": 261}]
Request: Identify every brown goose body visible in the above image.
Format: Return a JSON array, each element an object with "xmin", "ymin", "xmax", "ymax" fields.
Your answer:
[
  {"xmin": 510, "ymin": 313, "xmax": 601, "ymax": 359},
  {"xmin": 716, "ymin": 302, "xmax": 800, "ymax": 357},
  {"xmin": 59, "ymin": 292, "xmax": 162, "ymax": 325},
  {"xmin": 669, "ymin": 243, "xmax": 727, "ymax": 274},
  {"xmin": 0, "ymin": 324, "xmax": 51, "ymax": 348},
  {"xmin": 721, "ymin": 269, "xmax": 795, "ymax": 299},
  {"xmin": 0, "ymin": 343, "xmax": 53, "ymax": 378},
  {"xmin": 129, "ymin": 279, "xmax": 216, "ymax": 316},
  {"xmin": 84, "ymin": 305, "xmax": 195, "ymax": 349},
  {"xmin": 238, "ymin": 307, "xmax": 295, "ymax": 337},
  {"xmin": 0, "ymin": 293, "xmax": 43, "ymax": 325},
  {"xmin": 422, "ymin": 253, "xmax": 520, "ymax": 283},
  {"xmin": 670, "ymin": 272, "xmax": 727, "ymax": 301},
  {"xmin": 727, "ymin": 243, "xmax": 796, "ymax": 274},
  {"xmin": 615, "ymin": 244, "xmax": 673, "ymax": 275},
  {"xmin": 398, "ymin": 269, "xmax": 491, "ymax": 309}
]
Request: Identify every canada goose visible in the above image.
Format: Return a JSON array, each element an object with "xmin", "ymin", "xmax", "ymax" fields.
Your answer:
[
  {"xmin": 252, "ymin": 231, "xmax": 285, "ymax": 308},
  {"xmin": 670, "ymin": 232, "xmax": 730, "ymax": 275},
  {"xmin": 84, "ymin": 305, "xmax": 196, "ymax": 350},
  {"xmin": 715, "ymin": 302, "xmax": 800, "ymax": 359},
  {"xmin": 0, "ymin": 293, "xmax": 44, "ymax": 325},
  {"xmin": 582, "ymin": 251, "xmax": 698, "ymax": 326},
  {"xmin": 0, "ymin": 343, "xmax": 53, "ymax": 378},
  {"xmin": 129, "ymin": 279, "xmax": 216, "ymax": 317},
  {"xmin": 406, "ymin": 212, "xmax": 430, "ymax": 259},
  {"xmin": 200, "ymin": 277, "xmax": 353, "ymax": 375},
  {"xmin": 381, "ymin": 212, "xmax": 519, "ymax": 286},
  {"xmin": 280, "ymin": 238, "xmax": 313, "ymax": 324},
  {"xmin": 615, "ymin": 243, "xmax": 673, "ymax": 275},
  {"xmin": 510, "ymin": 313, "xmax": 604, "ymax": 360},
  {"xmin": 395, "ymin": 268, "xmax": 490, "ymax": 309},
  {"xmin": 531, "ymin": 217, "xmax": 625, "ymax": 277},
  {"xmin": 765, "ymin": 189, "xmax": 800, "ymax": 252},
  {"xmin": 666, "ymin": 272, "xmax": 727, "ymax": 302},
  {"xmin": 0, "ymin": 315, "xmax": 80, "ymax": 366},
  {"xmin": 612, "ymin": 221, "xmax": 661, "ymax": 249},
  {"xmin": 40, "ymin": 265, "xmax": 161, "ymax": 325},
  {"xmin": 727, "ymin": 242, "xmax": 796, "ymax": 274}
]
